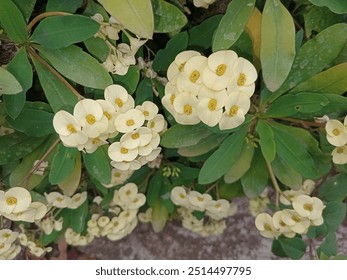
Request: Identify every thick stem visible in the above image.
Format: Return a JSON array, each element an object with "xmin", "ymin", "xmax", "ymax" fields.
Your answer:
[{"xmin": 27, "ymin": 12, "xmax": 71, "ymax": 33}]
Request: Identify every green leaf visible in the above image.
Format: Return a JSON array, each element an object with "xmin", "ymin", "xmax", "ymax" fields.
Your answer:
[
  {"xmin": 147, "ymin": 169, "xmax": 163, "ymax": 207},
  {"xmin": 264, "ymin": 92, "xmax": 330, "ymax": 117},
  {"xmin": 41, "ymin": 230, "xmax": 62, "ymax": 246},
  {"xmin": 241, "ymin": 148, "xmax": 268, "ymax": 198},
  {"xmin": 0, "ymin": 0, "xmax": 27, "ymax": 43},
  {"xmin": 46, "ymin": 0, "xmax": 83, "ymax": 13},
  {"xmin": 161, "ymin": 123, "xmax": 211, "ymax": 148},
  {"xmin": 31, "ymin": 15, "xmax": 100, "ymax": 49},
  {"xmin": 98, "ymin": 0, "xmax": 154, "ymax": 39},
  {"xmin": 188, "ymin": 15, "xmax": 222, "ymax": 49},
  {"xmin": 152, "ymin": 31, "xmax": 189, "ymax": 73},
  {"xmin": 6, "ymin": 103, "xmax": 54, "ymax": 137},
  {"xmin": 256, "ymin": 120, "xmax": 276, "ymax": 162},
  {"xmin": 0, "ymin": 132, "xmax": 46, "ymax": 165},
  {"xmin": 151, "ymin": 198, "xmax": 168, "ymax": 232},
  {"xmin": 4, "ymin": 47, "xmax": 33, "ymax": 119},
  {"xmin": 306, "ymin": 223, "xmax": 328, "ymax": 239},
  {"xmin": 32, "ymin": 56, "xmax": 78, "ymax": 113},
  {"xmin": 275, "ymin": 23, "xmax": 347, "ymax": 96},
  {"xmin": 278, "ymin": 236, "xmax": 307, "ymax": 260},
  {"xmin": 198, "ymin": 125, "xmax": 248, "ymax": 185},
  {"xmin": 317, "ymin": 232, "xmax": 338, "ymax": 257},
  {"xmin": 135, "ymin": 78, "xmax": 153, "ymax": 105},
  {"xmin": 319, "ymin": 174, "xmax": 347, "ymax": 202},
  {"xmin": 218, "ymin": 181, "xmax": 244, "ymax": 200},
  {"xmin": 272, "ymin": 155, "xmax": 303, "ymax": 190},
  {"xmin": 0, "ymin": 68, "xmax": 22, "ymax": 95},
  {"xmin": 58, "ymin": 152, "xmax": 81, "ymax": 196},
  {"xmin": 68, "ymin": 200, "xmax": 89, "ymax": 234},
  {"xmin": 112, "ymin": 66, "xmax": 140, "ymax": 94},
  {"xmin": 290, "ymin": 63, "xmax": 347, "ymax": 95},
  {"xmin": 49, "ymin": 144, "xmax": 79, "ymax": 185},
  {"xmin": 323, "ymin": 201, "xmax": 346, "ymax": 231},
  {"xmin": 83, "ymin": 146, "xmax": 111, "ymax": 184},
  {"xmin": 308, "ymin": 0, "xmax": 347, "ymax": 14},
  {"xmin": 224, "ymin": 142, "xmax": 254, "ymax": 184},
  {"xmin": 260, "ymin": 0, "xmax": 296, "ymax": 92},
  {"xmin": 84, "ymin": 37, "xmax": 109, "ymax": 62},
  {"xmin": 152, "ymin": 0, "xmax": 187, "ymax": 33},
  {"xmin": 12, "ymin": 0, "xmax": 37, "ymax": 22},
  {"xmin": 36, "ymin": 45, "xmax": 112, "ymax": 89},
  {"xmin": 178, "ymin": 134, "xmax": 227, "ymax": 157},
  {"xmin": 212, "ymin": 0, "xmax": 255, "ymax": 51},
  {"xmin": 271, "ymin": 239, "xmax": 287, "ymax": 258},
  {"xmin": 173, "ymin": 162, "xmax": 200, "ymax": 180}
]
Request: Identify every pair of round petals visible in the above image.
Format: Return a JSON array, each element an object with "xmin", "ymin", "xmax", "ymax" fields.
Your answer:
[
  {"xmin": 0, "ymin": 187, "xmax": 32, "ymax": 215},
  {"xmin": 104, "ymin": 84, "xmax": 135, "ymax": 113}
]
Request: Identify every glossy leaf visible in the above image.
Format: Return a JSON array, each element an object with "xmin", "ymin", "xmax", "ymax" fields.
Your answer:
[
  {"xmin": 161, "ymin": 123, "xmax": 211, "ymax": 149},
  {"xmin": 58, "ymin": 152, "xmax": 81, "ymax": 196},
  {"xmin": 84, "ymin": 37, "xmax": 109, "ymax": 62},
  {"xmin": 146, "ymin": 169, "xmax": 163, "ymax": 207},
  {"xmin": 272, "ymin": 155, "xmax": 303, "ymax": 190},
  {"xmin": 0, "ymin": 68, "xmax": 22, "ymax": 95},
  {"xmin": 12, "ymin": 0, "xmax": 37, "ymax": 22},
  {"xmin": 323, "ymin": 201, "xmax": 347, "ymax": 231},
  {"xmin": 198, "ymin": 126, "xmax": 248, "ymax": 185},
  {"xmin": 188, "ymin": 15, "xmax": 222, "ymax": 49},
  {"xmin": 46, "ymin": 0, "xmax": 83, "ymax": 13},
  {"xmin": 98, "ymin": 0, "xmax": 154, "ymax": 39},
  {"xmin": 290, "ymin": 63, "xmax": 347, "ymax": 95},
  {"xmin": 36, "ymin": 45, "xmax": 112, "ymax": 89},
  {"xmin": 31, "ymin": 15, "xmax": 100, "ymax": 49},
  {"xmin": 256, "ymin": 120, "xmax": 276, "ymax": 162},
  {"xmin": 68, "ymin": 200, "xmax": 89, "ymax": 233},
  {"xmin": 4, "ymin": 48, "xmax": 33, "ymax": 119},
  {"xmin": 224, "ymin": 142, "xmax": 254, "ymax": 184},
  {"xmin": 151, "ymin": 198, "xmax": 168, "ymax": 232},
  {"xmin": 0, "ymin": 0, "xmax": 27, "ymax": 43},
  {"xmin": 112, "ymin": 66, "xmax": 140, "ymax": 94},
  {"xmin": 319, "ymin": 174, "xmax": 347, "ymax": 202},
  {"xmin": 32, "ymin": 56, "xmax": 78, "ymax": 113},
  {"xmin": 152, "ymin": 0, "xmax": 187, "ymax": 33},
  {"xmin": 49, "ymin": 144, "xmax": 79, "ymax": 185},
  {"xmin": 212, "ymin": 0, "xmax": 255, "ymax": 51},
  {"xmin": 241, "ymin": 148, "xmax": 268, "ymax": 198},
  {"xmin": 317, "ymin": 232, "xmax": 338, "ymax": 257},
  {"xmin": 260, "ymin": 0, "xmax": 295, "ymax": 92},
  {"xmin": 152, "ymin": 31, "xmax": 189, "ymax": 73},
  {"xmin": 83, "ymin": 146, "xmax": 111, "ymax": 184},
  {"xmin": 135, "ymin": 78, "xmax": 153, "ymax": 105},
  {"xmin": 278, "ymin": 236, "xmax": 307, "ymax": 260},
  {"xmin": 308, "ymin": 0, "xmax": 347, "ymax": 14}
]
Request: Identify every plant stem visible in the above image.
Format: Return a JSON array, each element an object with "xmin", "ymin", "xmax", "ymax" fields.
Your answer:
[
  {"xmin": 273, "ymin": 117, "xmax": 326, "ymax": 128},
  {"xmin": 27, "ymin": 12, "xmax": 71, "ymax": 33},
  {"xmin": 27, "ymin": 46, "xmax": 84, "ymax": 100}
]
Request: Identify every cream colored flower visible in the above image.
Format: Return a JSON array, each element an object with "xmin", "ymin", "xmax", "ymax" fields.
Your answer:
[
  {"xmin": 45, "ymin": 192, "xmax": 71, "ymax": 208},
  {"xmin": 272, "ymin": 211, "xmax": 296, "ymax": 238},
  {"xmin": 108, "ymin": 141, "xmax": 138, "ymax": 162},
  {"xmin": 193, "ymin": 0, "xmax": 216, "ymax": 9},
  {"xmin": 105, "ymin": 168, "xmax": 134, "ymax": 188},
  {"xmin": 114, "ymin": 109, "xmax": 145, "ymax": 133},
  {"xmin": 96, "ymin": 99, "xmax": 118, "ymax": 135},
  {"xmin": 188, "ymin": 191, "xmax": 212, "ymax": 211},
  {"xmin": 98, "ymin": 216, "xmax": 111, "ymax": 228},
  {"xmin": 68, "ymin": 192, "xmax": 87, "ymax": 209},
  {"xmin": 279, "ymin": 189, "xmax": 305, "ymax": 206},
  {"xmin": 80, "ymin": 135, "xmax": 108, "ymax": 153},
  {"xmin": 301, "ymin": 179, "xmax": 315, "ymax": 195},
  {"xmin": 118, "ymin": 183, "xmax": 139, "ymax": 203},
  {"xmin": 202, "ymin": 50, "xmax": 238, "ymax": 91},
  {"xmin": 136, "ymin": 101, "xmax": 158, "ymax": 120},
  {"xmin": 255, "ymin": 213, "xmax": 280, "ymax": 238},
  {"xmin": 332, "ymin": 145, "xmax": 347, "ymax": 165},
  {"xmin": 0, "ymin": 187, "xmax": 31, "ymax": 214},
  {"xmin": 0, "ymin": 229, "xmax": 18, "ymax": 244},
  {"xmin": 120, "ymin": 127, "xmax": 153, "ymax": 149},
  {"xmin": 325, "ymin": 119, "xmax": 347, "ymax": 147},
  {"xmin": 147, "ymin": 114, "xmax": 166, "ymax": 133},
  {"xmin": 219, "ymin": 91, "xmax": 250, "ymax": 130},
  {"xmin": 127, "ymin": 193, "xmax": 146, "ymax": 210},
  {"xmin": 206, "ymin": 199, "xmax": 230, "ymax": 219},
  {"xmin": 171, "ymin": 186, "xmax": 189, "ymax": 207},
  {"xmin": 280, "ymin": 209, "xmax": 310, "ymax": 234},
  {"xmin": 162, "ymin": 82, "xmax": 180, "ymax": 117},
  {"xmin": 104, "ymin": 84, "xmax": 135, "ymax": 113},
  {"xmin": 145, "ymin": 147, "xmax": 162, "ymax": 162},
  {"xmin": 173, "ymin": 91, "xmax": 200, "ymax": 125},
  {"xmin": 111, "ymin": 160, "xmax": 142, "ymax": 171},
  {"xmin": 292, "ymin": 195, "xmax": 325, "ymax": 221}
]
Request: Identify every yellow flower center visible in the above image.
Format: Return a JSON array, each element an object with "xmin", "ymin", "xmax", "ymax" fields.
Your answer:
[
  {"xmin": 92, "ymin": 138, "xmax": 100, "ymax": 144},
  {"xmin": 104, "ymin": 112, "xmax": 111, "ymax": 120},
  {"xmin": 292, "ymin": 215, "xmax": 301, "ymax": 223},
  {"xmin": 332, "ymin": 128, "xmax": 340, "ymax": 136},
  {"xmin": 126, "ymin": 119, "xmax": 135, "ymax": 126},
  {"xmin": 184, "ymin": 105, "xmax": 193, "ymax": 115},
  {"xmin": 86, "ymin": 114, "xmax": 96, "ymax": 125},
  {"xmin": 143, "ymin": 111, "xmax": 149, "ymax": 117},
  {"xmin": 0, "ymin": 244, "xmax": 4, "ymax": 249},
  {"xmin": 189, "ymin": 70, "xmax": 200, "ymax": 83},
  {"xmin": 67, "ymin": 124, "xmax": 77, "ymax": 133},
  {"xmin": 6, "ymin": 197, "xmax": 17, "ymax": 205},
  {"xmin": 237, "ymin": 73, "xmax": 246, "ymax": 86},
  {"xmin": 263, "ymin": 223, "xmax": 272, "ymax": 231},
  {"xmin": 114, "ymin": 172, "xmax": 121, "ymax": 178},
  {"xmin": 131, "ymin": 133, "xmax": 140, "ymax": 140},
  {"xmin": 149, "ymin": 121, "xmax": 155, "ymax": 129},
  {"xmin": 121, "ymin": 147, "xmax": 128, "ymax": 154},
  {"xmin": 170, "ymin": 94, "xmax": 176, "ymax": 105},
  {"xmin": 208, "ymin": 98, "xmax": 217, "ymax": 111},
  {"xmin": 197, "ymin": 196, "xmax": 204, "ymax": 202},
  {"xmin": 115, "ymin": 98, "xmax": 124, "ymax": 107},
  {"xmin": 74, "ymin": 196, "xmax": 81, "ymax": 202},
  {"xmin": 178, "ymin": 62, "xmax": 186, "ymax": 72},
  {"xmin": 336, "ymin": 147, "xmax": 344, "ymax": 154},
  {"xmin": 228, "ymin": 105, "xmax": 239, "ymax": 117},
  {"xmin": 215, "ymin": 203, "xmax": 221, "ymax": 208},
  {"xmin": 2, "ymin": 233, "xmax": 11, "ymax": 238},
  {"xmin": 303, "ymin": 203, "xmax": 313, "ymax": 212},
  {"xmin": 56, "ymin": 197, "xmax": 63, "ymax": 202},
  {"xmin": 216, "ymin": 64, "xmax": 226, "ymax": 76},
  {"xmin": 133, "ymin": 198, "xmax": 139, "ymax": 203},
  {"xmin": 179, "ymin": 193, "xmax": 186, "ymax": 199}
]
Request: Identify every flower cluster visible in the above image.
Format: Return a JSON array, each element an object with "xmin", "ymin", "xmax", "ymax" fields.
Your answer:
[
  {"xmin": 37, "ymin": 216, "xmax": 64, "ymax": 235},
  {"xmin": 0, "ymin": 229, "xmax": 21, "ymax": 260},
  {"xmin": 255, "ymin": 180, "xmax": 325, "ymax": 238},
  {"xmin": 0, "ymin": 187, "xmax": 47, "ymax": 223},
  {"xmin": 17, "ymin": 231, "xmax": 52, "ymax": 258},
  {"xmin": 44, "ymin": 191, "xmax": 87, "ymax": 209},
  {"xmin": 170, "ymin": 186, "xmax": 237, "ymax": 236},
  {"xmin": 162, "ymin": 50, "xmax": 257, "ymax": 130},
  {"xmin": 248, "ymin": 188, "xmax": 270, "ymax": 217},
  {"xmin": 325, "ymin": 116, "xmax": 347, "ymax": 165}
]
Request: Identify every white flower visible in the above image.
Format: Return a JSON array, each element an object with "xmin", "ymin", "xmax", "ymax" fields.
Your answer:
[
  {"xmin": 292, "ymin": 195, "xmax": 325, "ymax": 221},
  {"xmin": 255, "ymin": 213, "xmax": 280, "ymax": 238},
  {"xmin": 325, "ymin": 119, "xmax": 347, "ymax": 147},
  {"xmin": 108, "ymin": 141, "xmax": 139, "ymax": 162},
  {"xmin": 301, "ymin": 179, "xmax": 315, "ymax": 195},
  {"xmin": 68, "ymin": 192, "xmax": 87, "ymax": 209},
  {"xmin": 104, "ymin": 84, "xmax": 135, "ymax": 113},
  {"xmin": 206, "ymin": 199, "xmax": 231, "ymax": 219},
  {"xmin": 147, "ymin": 114, "xmax": 166, "ymax": 133},
  {"xmin": 120, "ymin": 127, "xmax": 153, "ymax": 149},
  {"xmin": 0, "ymin": 229, "xmax": 18, "ymax": 244},
  {"xmin": 80, "ymin": 135, "xmax": 108, "ymax": 153},
  {"xmin": 173, "ymin": 92, "xmax": 200, "ymax": 125},
  {"xmin": 127, "ymin": 193, "xmax": 146, "ymax": 210},
  {"xmin": 171, "ymin": 186, "xmax": 190, "ymax": 207},
  {"xmin": 53, "ymin": 110, "xmax": 88, "ymax": 147},
  {"xmin": 0, "ymin": 187, "xmax": 31, "ymax": 214},
  {"xmin": 145, "ymin": 147, "xmax": 162, "ymax": 162},
  {"xmin": 272, "ymin": 211, "xmax": 296, "ymax": 238},
  {"xmin": 219, "ymin": 91, "xmax": 250, "ymax": 130},
  {"xmin": 202, "ymin": 50, "xmax": 238, "ymax": 91},
  {"xmin": 227, "ymin": 57, "xmax": 257, "ymax": 97},
  {"xmin": 96, "ymin": 99, "xmax": 118, "ymax": 135},
  {"xmin": 45, "ymin": 192, "xmax": 71, "ymax": 208},
  {"xmin": 114, "ymin": 109, "xmax": 145, "ymax": 133},
  {"xmin": 188, "ymin": 191, "xmax": 212, "ymax": 211},
  {"xmin": 105, "ymin": 168, "xmax": 134, "ymax": 188},
  {"xmin": 331, "ymin": 145, "xmax": 347, "ymax": 165},
  {"xmin": 111, "ymin": 160, "xmax": 142, "ymax": 171},
  {"xmin": 280, "ymin": 209, "xmax": 310, "ymax": 234},
  {"xmin": 117, "ymin": 183, "xmax": 139, "ymax": 203},
  {"xmin": 162, "ymin": 82, "xmax": 180, "ymax": 117},
  {"xmin": 136, "ymin": 101, "xmax": 159, "ymax": 120},
  {"xmin": 193, "ymin": 0, "xmax": 216, "ymax": 9},
  {"xmin": 279, "ymin": 189, "xmax": 305, "ymax": 206}
]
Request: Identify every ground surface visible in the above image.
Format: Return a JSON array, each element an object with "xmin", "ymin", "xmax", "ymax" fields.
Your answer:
[{"xmin": 78, "ymin": 198, "xmax": 347, "ymax": 259}]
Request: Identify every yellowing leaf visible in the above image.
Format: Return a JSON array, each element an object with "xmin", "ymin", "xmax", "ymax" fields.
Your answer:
[
  {"xmin": 98, "ymin": 0, "xmax": 154, "ymax": 39},
  {"xmin": 58, "ymin": 152, "xmax": 81, "ymax": 196},
  {"xmin": 245, "ymin": 8, "xmax": 262, "ymax": 70}
]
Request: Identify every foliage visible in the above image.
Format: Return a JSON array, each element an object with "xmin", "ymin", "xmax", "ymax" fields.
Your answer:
[{"xmin": 0, "ymin": 0, "xmax": 346, "ymax": 260}]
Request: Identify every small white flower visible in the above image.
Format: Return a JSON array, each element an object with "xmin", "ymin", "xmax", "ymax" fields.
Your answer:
[
  {"xmin": 96, "ymin": 99, "xmax": 119, "ymax": 135},
  {"xmin": 331, "ymin": 145, "xmax": 347, "ymax": 165},
  {"xmin": 193, "ymin": 0, "xmax": 216, "ymax": 9},
  {"xmin": 188, "ymin": 191, "xmax": 212, "ymax": 211},
  {"xmin": 255, "ymin": 213, "xmax": 280, "ymax": 238},
  {"xmin": 0, "ymin": 187, "xmax": 32, "ymax": 214},
  {"xmin": 147, "ymin": 114, "xmax": 166, "ymax": 133},
  {"xmin": 118, "ymin": 183, "xmax": 138, "ymax": 203},
  {"xmin": 108, "ymin": 141, "xmax": 139, "ymax": 162},
  {"xmin": 136, "ymin": 101, "xmax": 158, "ymax": 120},
  {"xmin": 104, "ymin": 84, "xmax": 135, "ymax": 112},
  {"xmin": 105, "ymin": 168, "xmax": 134, "ymax": 188},
  {"xmin": 325, "ymin": 119, "xmax": 347, "ymax": 147},
  {"xmin": 45, "ymin": 192, "xmax": 71, "ymax": 208},
  {"xmin": 80, "ymin": 135, "xmax": 108, "ymax": 153},
  {"xmin": 114, "ymin": 109, "xmax": 145, "ymax": 133},
  {"xmin": 272, "ymin": 211, "xmax": 296, "ymax": 238},
  {"xmin": 162, "ymin": 82, "xmax": 180, "ymax": 117},
  {"xmin": 280, "ymin": 209, "xmax": 310, "ymax": 234},
  {"xmin": 111, "ymin": 160, "xmax": 142, "ymax": 171},
  {"xmin": 0, "ymin": 229, "xmax": 18, "ymax": 244},
  {"xmin": 173, "ymin": 91, "xmax": 200, "ymax": 125},
  {"xmin": 171, "ymin": 186, "xmax": 189, "ymax": 207},
  {"xmin": 292, "ymin": 195, "xmax": 325, "ymax": 221},
  {"xmin": 145, "ymin": 147, "xmax": 162, "ymax": 162},
  {"xmin": 68, "ymin": 192, "xmax": 87, "ymax": 209},
  {"xmin": 120, "ymin": 127, "xmax": 153, "ymax": 149}
]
